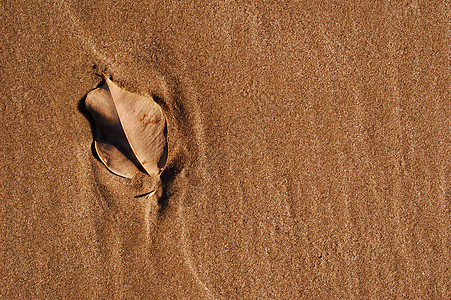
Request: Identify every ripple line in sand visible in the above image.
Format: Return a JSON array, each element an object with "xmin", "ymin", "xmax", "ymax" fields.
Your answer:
[
  {"xmin": 172, "ymin": 64, "xmax": 214, "ymax": 299},
  {"xmin": 54, "ymin": 0, "xmax": 115, "ymax": 68},
  {"xmin": 178, "ymin": 201, "xmax": 215, "ymax": 299}
]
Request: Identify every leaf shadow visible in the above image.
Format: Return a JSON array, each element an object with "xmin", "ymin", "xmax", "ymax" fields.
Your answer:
[
  {"xmin": 78, "ymin": 78, "xmax": 105, "ymax": 161},
  {"xmin": 158, "ymin": 159, "xmax": 182, "ymax": 215}
]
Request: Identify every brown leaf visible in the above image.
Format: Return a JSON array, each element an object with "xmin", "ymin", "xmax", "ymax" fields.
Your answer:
[{"xmin": 85, "ymin": 77, "xmax": 168, "ymax": 178}]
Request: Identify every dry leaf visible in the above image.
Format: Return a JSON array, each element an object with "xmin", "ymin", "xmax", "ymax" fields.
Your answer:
[{"xmin": 86, "ymin": 77, "xmax": 168, "ymax": 178}]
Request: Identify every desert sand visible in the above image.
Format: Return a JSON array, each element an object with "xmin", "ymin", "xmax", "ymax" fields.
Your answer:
[{"xmin": 0, "ymin": 1, "xmax": 449, "ymax": 299}]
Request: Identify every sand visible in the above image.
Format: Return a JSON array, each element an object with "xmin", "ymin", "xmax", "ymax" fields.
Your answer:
[{"xmin": 0, "ymin": 1, "xmax": 449, "ymax": 299}]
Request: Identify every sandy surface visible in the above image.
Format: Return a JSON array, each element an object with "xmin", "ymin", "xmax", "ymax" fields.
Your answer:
[{"xmin": 1, "ymin": 1, "xmax": 449, "ymax": 298}]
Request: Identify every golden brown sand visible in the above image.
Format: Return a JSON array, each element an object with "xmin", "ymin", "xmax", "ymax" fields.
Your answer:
[{"xmin": 1, "ymin": 1, "xmax": 449, "ymax": 298}]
